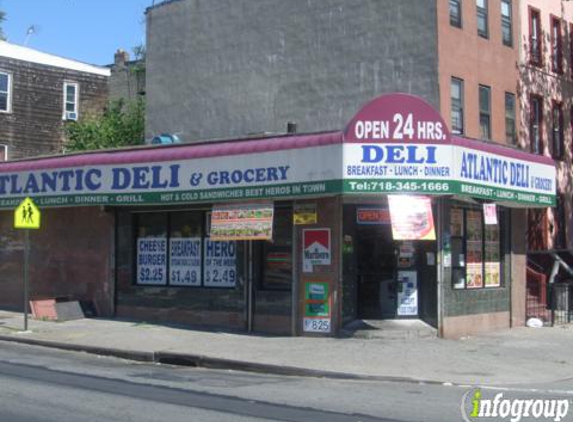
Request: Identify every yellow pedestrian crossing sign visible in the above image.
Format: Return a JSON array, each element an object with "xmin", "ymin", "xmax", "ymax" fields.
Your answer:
[{"xmin": 14, "ymin": 197, "xmax": 41, "ymax": 229}]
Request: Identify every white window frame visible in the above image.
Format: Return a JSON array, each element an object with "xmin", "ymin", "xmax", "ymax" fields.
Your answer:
[
  {"xmin": 451, "ymin": 77, "xmax": 464, "ymax": 135},
  {"xmin": 501, "ymin": 0, "xmax": 513, "ymax": 47},
  {"xmin": 63, "ymin": 81, "xmax": 79, "ymax": 121},
  {"xmin": 0, "ymin": 70, "xmax": 13, "ymax": 114},
  {"xmin": 477, "ymin": 0, "xmax": 489, "ymax": 39}
]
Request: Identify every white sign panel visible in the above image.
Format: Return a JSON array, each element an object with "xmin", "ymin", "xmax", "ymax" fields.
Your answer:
[
  {"xmin": 397, "ymin": 270, "xmax": 418, "ymax": 316},
  {"xmin": 0, "ymin": 144, "xmax": 342, "ymax": 208},
  {"xmin": 483, "ymin": 203, "xmax": 498, "ymax": 225},
  {"xmin": 453, "ymin": 146, "xmax": 556, "ymax": 205},
  {"xmin": 204, "ymin": 239, "xmax": 237, "ymax": 288},
  {"xmin": 303, "ymin": 318, "xmax": 331, "ymax": 333},
  {"xmin": 137, "ymin": 237, "xmax": 167, "ymax": 285},
  {"xmin": 343, "ymin": 143, "xmax": 454, "ymax": 194},
  {"xmin": 169, "ymin": 238, "xmax": 201, "ymax": 286}
]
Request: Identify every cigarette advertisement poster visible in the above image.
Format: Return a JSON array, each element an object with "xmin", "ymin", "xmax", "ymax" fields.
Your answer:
[
  {"xmin": 303, "ymin": 281, "xmax": 331, "ymax": 333},
  {"xmin": 210, "ymin": 203, "xmax": 274, "ymax": 241},
  {"xmin": 388, "ymin": 195, "xmax": 436, "ymax": 240},
  {"xmin": 302, "ymin": 228, "xmax": 331, "ymax": 272}
]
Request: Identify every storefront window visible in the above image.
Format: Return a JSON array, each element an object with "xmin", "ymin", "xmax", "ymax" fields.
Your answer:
[
  {"xmin": 466, "ymin": 210, "xmax": 484, "ymax": 288},
  {"xmin": 134, "ymin": 210, "xmax": 237, "ymax": 288},
  {"xmin": 484, "ymin": 221, "xmax": 501, "ymax": 287},
  {"xmin": 259, "ymin": 206, "xmax": 293, "ymax": 291},
  {"xmin": 450, "ymin": 208, "xmax": 465, "ymax": 289},
  {"xmin": 451, "ymin": 207, "xmax": 503, "ymax": 290}
]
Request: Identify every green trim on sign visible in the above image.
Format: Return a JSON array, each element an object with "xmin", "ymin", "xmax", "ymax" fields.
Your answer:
[
  {"xmin": 0, "ymin": 177, "xmax": 554, "ymax": 209},
  {"xmin": 343, "ymin": 178, "xmax": 556, "ymax": 206},
  {"xmin": 343, "ymin": 178, "xmax": 454, "ymax": 195},
  {"xmin": 0, "ymin": 180, "xmax": 343, "ymax": 210},
  {"xmin": 453, "ymin": 180, "xmax": 555, "ymax": 206}
]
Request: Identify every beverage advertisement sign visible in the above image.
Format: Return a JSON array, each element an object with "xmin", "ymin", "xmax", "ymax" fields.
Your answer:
[
  {"xmin": 303, "ymin": 281, "xmax": 331, "ymax": 333},
  {"xmin": 388, "ymin": 195, "xmax": 436, "ymax": 240},
  {"xmin": 210, "ymin": 203, "xmax": 274, "ymax": 241}
]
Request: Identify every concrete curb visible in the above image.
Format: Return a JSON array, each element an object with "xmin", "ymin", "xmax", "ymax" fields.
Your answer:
[
  {"xmin": 0, "ymin": 335, "xmax": 442, "ymax": 385},
  {"xmin": 0, "ymin": 335, "xmax": 155, "ymax": 363},
  {"xmin": 153, "ymin": 351, "xmax": 433, "ymax": 383}
]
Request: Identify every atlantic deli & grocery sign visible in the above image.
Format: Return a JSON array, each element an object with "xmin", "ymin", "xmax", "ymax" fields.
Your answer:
[
  {"xmin": 342, "ymin": 94, "xmax": 556, "ymax": 206},
  {"xmin": 0, "ymin": 142, "xmax": 343, "ymax": 209},
  {"xmin": 0, "ymin": 94, "xmax": 555, "ymax": 208}
]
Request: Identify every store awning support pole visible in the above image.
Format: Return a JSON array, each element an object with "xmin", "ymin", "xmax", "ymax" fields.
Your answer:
[{"xmin": 247, "ymin": 240, "xmax": 253, "ymax": 333}]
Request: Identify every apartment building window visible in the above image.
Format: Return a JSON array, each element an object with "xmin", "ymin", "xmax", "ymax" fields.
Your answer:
[
  {"xmin": 0, "ymin": 71, "xmax": 12, "ymax": 113},
  {"xmin": 451, "ymin": 77, "xmax": 464, "ymax": 134},
  {"xmin": 529, "ymin": 8, "xmax": 542, "ymax": 66},
  {"xmin": 552, "ymin": 101, "xmax": 564, "ymax": 160},
  {"xmin": 501, "ymin": 0, "xmax": 512, "ymax": 47},
  {"xmin": 551, "ymin": 17, "xmax": 563, "ymax": 74},
  {"xmin": 450, "ymin": 0, "xmax": 462, "ymax": 28},
  {"xmin": 479, "ymin": 85, "xmax": 491, "ymax": 140},
  {"xmin": 505, "ymin": 92, "xmax": 516, "ymax": 145},
  {"xmin": 477, "ymin": 0, "xmax": 488, "ymax": 38},
  {"xmin": 63, "ymin": 82, "xmax": 79, "ymax": 121},
  {"xmin": 530, "ymin": 95, "xmax": 543, "ymax": 154}
]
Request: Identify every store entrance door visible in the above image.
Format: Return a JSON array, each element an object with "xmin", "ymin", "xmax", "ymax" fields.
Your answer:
[{"xmin": 356, "ymin": 226, "xmax": 397, "ymax": 319}]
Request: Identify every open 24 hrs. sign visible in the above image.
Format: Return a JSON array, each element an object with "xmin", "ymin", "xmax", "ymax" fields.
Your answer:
[{"xmin": 352, "ymin": 113, "xmax": 447, "ymax": 142}]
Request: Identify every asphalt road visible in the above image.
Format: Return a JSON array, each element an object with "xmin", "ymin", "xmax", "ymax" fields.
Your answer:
[{"xmin": 0, "ymin": 341, "xmax": 572, "ymax": 422}]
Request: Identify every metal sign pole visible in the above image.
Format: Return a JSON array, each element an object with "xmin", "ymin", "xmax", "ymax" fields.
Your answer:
[
  {"xmin": 14, "ymin": 197, "xmax": 41, "ymax": 332},
  {"xmin": 23, "ymin": 229, "xmax": 29, "ymax": 331}
]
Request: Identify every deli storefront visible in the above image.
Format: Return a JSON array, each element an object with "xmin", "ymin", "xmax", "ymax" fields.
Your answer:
[{"xmin": 0, "ymin": 94, "xmax": 556, "ymax": 338}]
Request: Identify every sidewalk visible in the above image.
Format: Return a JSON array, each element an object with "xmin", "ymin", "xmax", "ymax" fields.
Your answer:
[{"xmin": 0, "ymin": 310, "xmax": 571, "ymax": 386}]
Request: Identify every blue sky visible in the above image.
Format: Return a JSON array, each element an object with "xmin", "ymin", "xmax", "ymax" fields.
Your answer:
[{"xmin": 1, "ymin": 0, "xmax": 152, "ymax": 66}]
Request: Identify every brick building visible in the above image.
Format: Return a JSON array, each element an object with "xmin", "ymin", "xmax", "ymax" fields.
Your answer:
[
  {"xmin": 0, "ymin": 41, "xmax": 109, "ymax": 160},
  {"xmin": 108, "ymin": 49, "xmax": 145, "ymax": 102},
  {"xmin": 0, "ymin": 1, "xmax": 561, "ymax": 338},
  {"xmin": 515, "ymin": 0, "xmax": 573, "ymax": 324},
  {"xmin": 518, "ymin": 0, "xmax": 573, "ymax": 252},
  {"xmin": 0, "ymin": 93, "xmax": 556, "ymax": 338},
  {"xmin": 140, "ymin": 0, "xmax": 536, "ymax": 336}
]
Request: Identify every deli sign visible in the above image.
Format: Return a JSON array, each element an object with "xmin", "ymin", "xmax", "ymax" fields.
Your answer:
[{"xmin": 343, "ymin": 94, "xmax": 556, "ymax": 206}]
